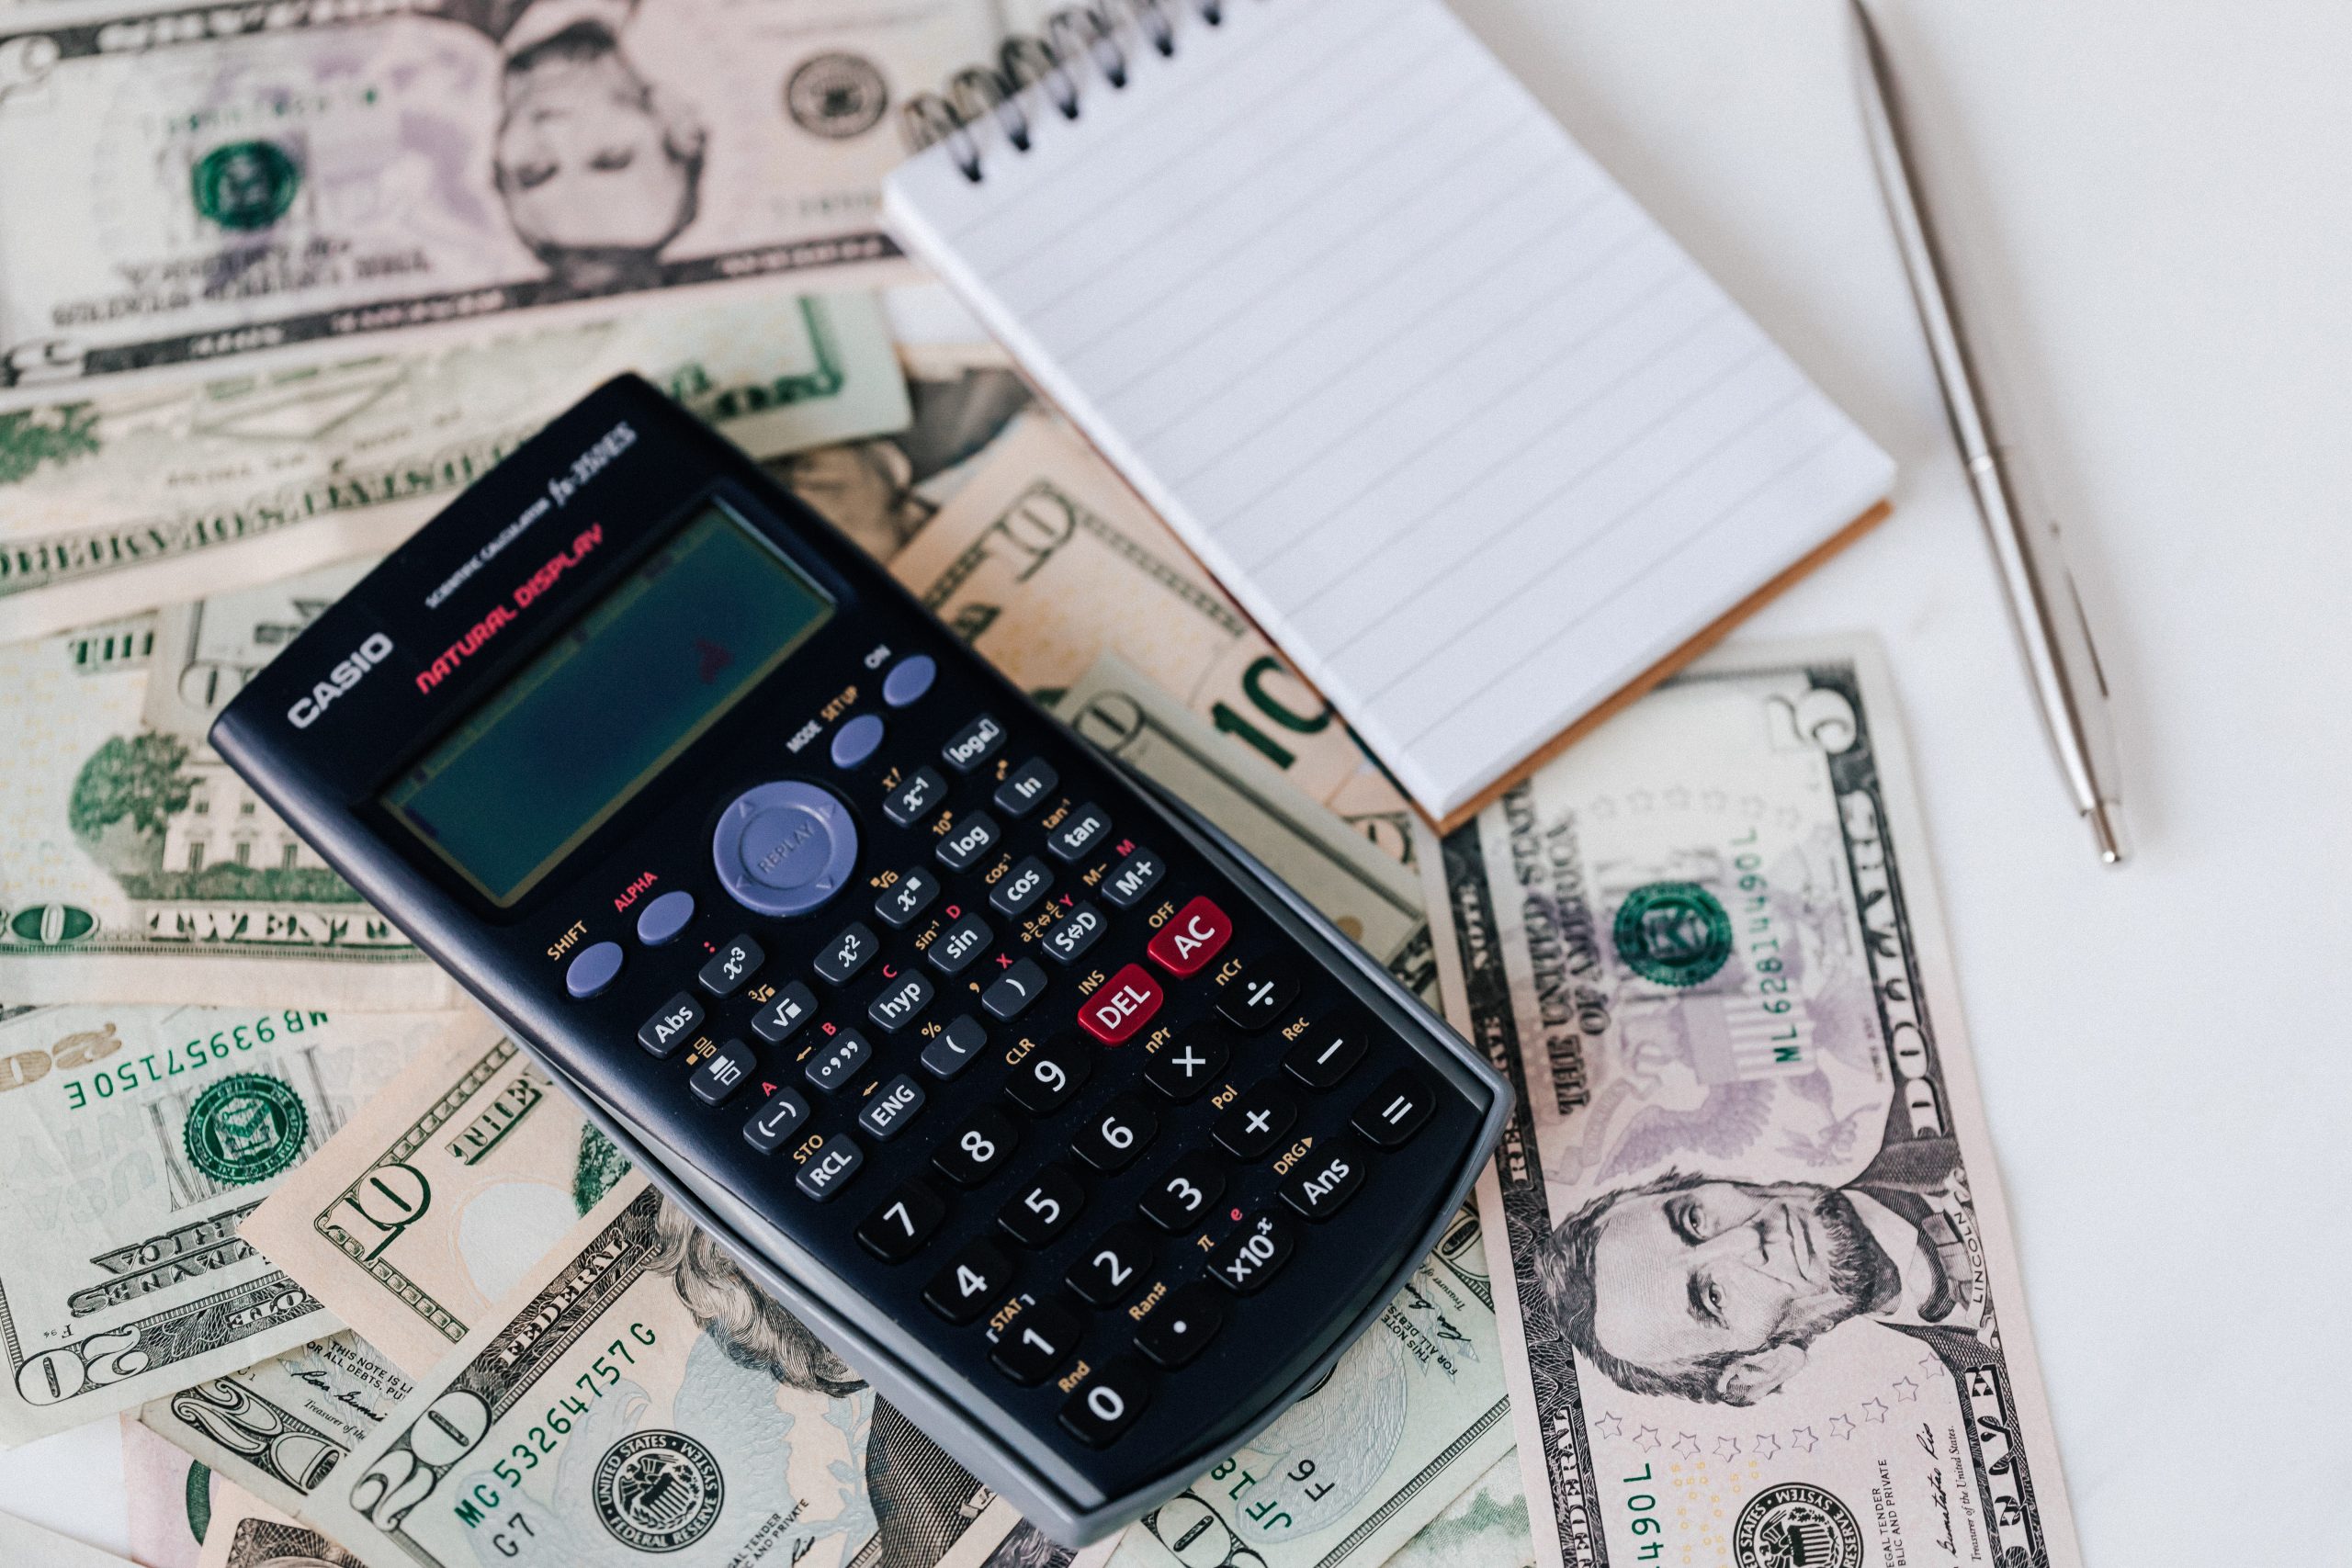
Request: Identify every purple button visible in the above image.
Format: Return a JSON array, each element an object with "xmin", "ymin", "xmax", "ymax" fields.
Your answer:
[
  {"xmin": 883, "ymin": 655, "xmax": 936, "ymax": 707},
  {"xmin": 831, "ymin": 714, "xmax": 885, "ymax": 768},
  {"xmin": 634, "ymin": 889, "xmax": 694, "ymax": 946},
  {"xmin": 713, "ymin": 781, "xmax": 857, "ymax": 918},
  {"xmin": 564, "ymin": 941, "xmax": 623, "ymax": 999}
]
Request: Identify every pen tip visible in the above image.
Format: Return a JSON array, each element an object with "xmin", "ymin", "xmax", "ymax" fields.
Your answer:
[{"xmin": 2088, "ymin": 800, "xmax": 2129, "ymax": 865}]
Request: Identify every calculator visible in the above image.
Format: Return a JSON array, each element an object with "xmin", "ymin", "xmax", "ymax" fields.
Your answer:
[{"xmin": 210, "ymin": 376, "xmax": 1508, "ymax": 1543}]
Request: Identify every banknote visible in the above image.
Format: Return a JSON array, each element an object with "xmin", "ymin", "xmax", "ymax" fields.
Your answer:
[
  {"xmin": 1113, "ymin": 1206, "xmax": 1512, "ymax": 1568},
  {"xmin": 0, "ymin": 1505, "xmax": 140, "ymax": 1568},
  {"xmin": 141, "ymin": 1331, "xmax": 414, "ymax": 1519},
  {"xmin": 1056, "ymin": 652, "xmax": 1434, "ymax": 999},
  {"xmin": 1420, "ymin": 639, "xmax": 2082, "ymax": 1568},
  {"xmin": 974, "ymin": 1521, "xmax": 1123, "ymax": 1568},
  {"xmin": 124, "ymin": 1410, "xmax": 224, "ymax": 1568},
  {"xmin": 0, "ymin": 568, "xmax": 463, "ymax": 1007},
  {"xmin": 0, "ymin": 292, "xmax": 910, "ymax": 642},
  {"xmin": 1384, "ymin": 1454, "xmax": 1533, "ymax": 1568},
  {"xmin": 0, "ymin": 0, "xmax": 1001, "ymax": 402},
  {"xmin": 304, "ymin": 1174, "xmax": 1021, "ymax": 1568},
  {"xmin": 195, "ymin": 1481, "xmax": 365, "ymax": 1568},
  {"xmin": 770, "ymin": 344, "xmax": 1031, "ymax": 564},
  {"xmin": 243, "ymin": 1016, "xmax": 628, "ymax": 1378},
  {"xmin": 887, "ymin": 418, "xmax": 1419, "ymax": 863},
  {"xmin": 0, "ymin": 1004, "xmax": 463, "ymax": 1443}
]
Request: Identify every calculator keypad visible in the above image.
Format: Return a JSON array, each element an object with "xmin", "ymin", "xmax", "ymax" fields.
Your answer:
[{"xmin": 585, "ymin": 670, "xmax": 1484, "ymax": 1477}]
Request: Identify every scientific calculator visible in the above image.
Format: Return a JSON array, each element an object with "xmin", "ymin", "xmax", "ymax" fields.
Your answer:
[{"xmin": 211, "ymin": 376, "xmax": 1508, "ymax": 1542}]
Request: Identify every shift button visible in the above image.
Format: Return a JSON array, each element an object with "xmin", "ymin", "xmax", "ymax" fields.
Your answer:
[{"xmin": 564, "ymin": 942, "xmax": 622, "ymax": 999}]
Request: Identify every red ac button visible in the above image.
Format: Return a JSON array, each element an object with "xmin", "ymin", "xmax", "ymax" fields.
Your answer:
[
  {"xmin": 1079, "ymin": 964, "xmax": 1163, "ymax": 1045},
  {"xmin": 1147, "ymin": 896, "xmax": 1232, "ymax": 978}
]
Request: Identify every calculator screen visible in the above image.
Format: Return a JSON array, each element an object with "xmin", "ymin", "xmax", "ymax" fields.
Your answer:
[{"xmin": 383, "ymin": 501, "xmax": 833, "ymax": 905}]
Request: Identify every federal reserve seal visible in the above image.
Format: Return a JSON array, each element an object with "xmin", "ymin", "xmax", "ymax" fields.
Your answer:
[
  {"xmin": 593, "ymin": 1430, "xmax": 725, "ymax": 1551},
  {"xmin": 1611, "ymin": 880, "xmax": 1733, "ymax": 987},
  {"xmin": 786, "ymin": 52, "xmax": 889, "ymax": 138},
  {"xmin": 1733, "ymin": 1483, "xmax": 1865, "ymax": 1568},
  {"xmin": 184, "ymin": 1073, "xmax": 308, "ymax": 1185},
  {"xmin": 191, "ymin": 141, "xmax": 300, "ymax": 231}
]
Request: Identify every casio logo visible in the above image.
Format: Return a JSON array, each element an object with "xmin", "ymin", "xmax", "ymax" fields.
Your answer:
[{"xmin": 288, "ymin": 632, "xmax": 394, "ymax": 728}]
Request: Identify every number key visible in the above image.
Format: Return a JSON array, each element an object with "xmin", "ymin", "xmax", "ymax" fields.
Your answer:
[
  {"xmin": 923, "ymin": 1237, "xmax": 1013, "ymax": 1325},
  {"xmin": 1066, "ymin": 1223, "xmax": 1155, "ymax": 1307},
  {"xmin": 933, "ymin": 1107, "xmax": 1020, "ymax": 1188},
  {"xmin": 1137, "ymin": 1150, "xmax": 1226, "ymax": 1234},
  {"xmin": 1071, "ymin": 1095, "xmax": 1157, "ymax": 1173},
  {"xmin": 1004, "ymin": 1035, "xmax": 1092, "ymax": 1115},
  {"xmin": 813, "ymin": 921, "xmax": 879, "ymax": 985},
  {"xmin": 990, "ymin": 1298, "xmax": 1082, "ymax": 1386},
  {"xmin": 1059, "ymin": 1360, "xmax": 1150, "ymax": 1449},
  {"xmin": 998, "ymin": 1164, "xmax": 1085, "ymax": 1247},
  {"xmin": 697, "ymin": 934, "xmax": 763, "ymax": 998},
  {"xmin": 856, "ymin": 1179, "xmax": 946, "ymax": 1262}
]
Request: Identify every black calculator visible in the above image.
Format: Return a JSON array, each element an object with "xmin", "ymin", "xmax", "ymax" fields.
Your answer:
[{"xmin": 211, "ymin": 376, "xmax": 1507, "ymax": 1543}]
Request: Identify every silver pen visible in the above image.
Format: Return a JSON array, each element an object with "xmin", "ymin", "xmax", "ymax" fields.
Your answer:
[{"xmin": 1849, "ymin": 0, "xmax": 2129, "ymax": 863}]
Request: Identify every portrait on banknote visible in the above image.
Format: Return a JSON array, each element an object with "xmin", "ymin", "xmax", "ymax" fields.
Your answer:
[
  {"xmin": 644, "ymin": 1195, "xmax": 992, "ymax": 1568},
  {"xmin": 1426, "ymin": 645, "xmax": 2079, "ymax": 1568}
]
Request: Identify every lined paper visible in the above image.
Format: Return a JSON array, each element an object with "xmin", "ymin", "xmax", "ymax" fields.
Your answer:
[{"xmin": 887, "ymin": 0, "xmax": 1894, "ymax": 818}]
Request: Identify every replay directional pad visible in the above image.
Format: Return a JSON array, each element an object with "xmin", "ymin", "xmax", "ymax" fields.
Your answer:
[{"xmin": 712, "ymin": 780, "xmax": 857, "ymax": 917}]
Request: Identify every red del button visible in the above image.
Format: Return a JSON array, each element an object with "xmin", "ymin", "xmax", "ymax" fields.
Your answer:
[
  {"xmin": 1079, "ymin": 964, "xmax": 1163, "ymax": 1045},
  {"xmin": 1147, "ymin": 896, "xmax": 1232, "ymax": 977}
]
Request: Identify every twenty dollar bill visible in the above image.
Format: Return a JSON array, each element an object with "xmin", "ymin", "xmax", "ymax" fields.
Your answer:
[
  {"xmin": 0, "ymin": 1005, "xmax": 463, "ymax": 1442},
  {"xmin": 1423, "ymin": 640, "xmax": 2081, "ymax": 1568},
  {"xmin": 304, "ymin": 1174, "xmax": 1019, "ymax": 1568}
]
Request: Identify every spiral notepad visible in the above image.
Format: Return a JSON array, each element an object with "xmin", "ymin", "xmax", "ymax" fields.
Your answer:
[{"xmin": 885, "ymin": 0, "xmax": 1894, "ymax": 825}]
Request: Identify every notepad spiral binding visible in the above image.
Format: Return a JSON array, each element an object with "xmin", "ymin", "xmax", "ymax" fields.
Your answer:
[{"xmin": 901, "ymin": 1, "xmax": 1238, "ymax": 181}]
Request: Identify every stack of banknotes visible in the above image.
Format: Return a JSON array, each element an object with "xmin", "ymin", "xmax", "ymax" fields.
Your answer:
[{"xmin": 0, "ymin": 3, "xmax": 2083, "ymax": 1565}]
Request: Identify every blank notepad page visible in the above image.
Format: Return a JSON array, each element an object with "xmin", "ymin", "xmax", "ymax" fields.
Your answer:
[{"xmin": 887, "ymin": 0, "xmax": 1894, "ymax": 818}]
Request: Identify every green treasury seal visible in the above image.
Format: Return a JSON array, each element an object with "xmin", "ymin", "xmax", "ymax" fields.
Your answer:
[
  {"xmin": 594, "ymin": 1429, "xmax": 725, "ymax": 1551},
  {"xmin": 191, "ymin": 141, "xmax": 300, "ymax": 231},
  {"xmin": 1732, "ymin": 1483, "xmax": 1864, "ymax": 1568},
  {"xmin": 184, "ymin": 1073, "xmax": 308, "ymax": 1185},
  {"xmin": 1611, "ymin": 881, "xmax": 1733, "ymax": 987}
]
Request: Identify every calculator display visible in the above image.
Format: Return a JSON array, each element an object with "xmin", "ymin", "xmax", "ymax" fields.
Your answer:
[{"xmin": 383, "ymin": 502, "xmax": 832, "ymax": 904}]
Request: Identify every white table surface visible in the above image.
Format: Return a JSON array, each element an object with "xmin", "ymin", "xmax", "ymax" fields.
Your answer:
[{"xmin": 6, "ymin": 2, "xmax": 2346, "ymax": 1562}]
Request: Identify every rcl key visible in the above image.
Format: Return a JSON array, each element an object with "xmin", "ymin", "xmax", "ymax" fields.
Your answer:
[{"xmin": 1205, "ymin": 1210, "xmax": 1297, "ymax": 1295}]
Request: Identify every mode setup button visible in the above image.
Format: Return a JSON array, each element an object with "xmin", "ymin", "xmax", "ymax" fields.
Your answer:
[{"xmin": 712, "ymin": 781, "xmax": 858, "ymax": 917}]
